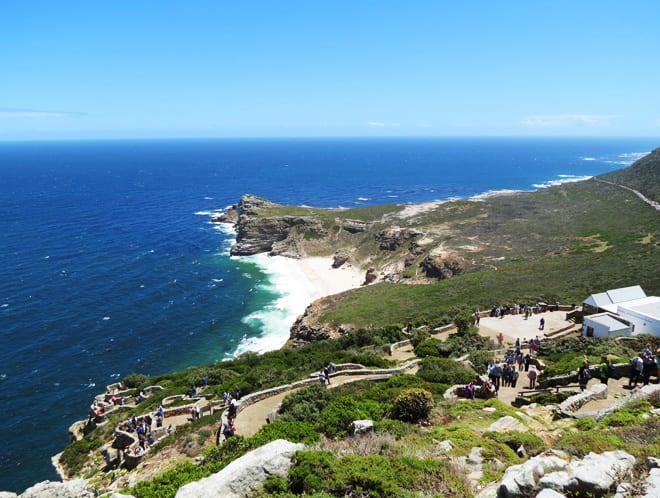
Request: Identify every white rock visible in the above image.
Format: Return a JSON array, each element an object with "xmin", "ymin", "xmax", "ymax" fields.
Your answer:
[
  {"xmin": 643, "ymin": 468, "xmax": 660, "ymax": 498},
  {"xmin": 176, "ymin": 439, "xmax": 304, "ymax": 498},
  {"xmin": 18, "ymin": 480, "xmax": 97, "ymax": 498},
  {"xmin": 538, "ymin": 471, "xmax": 571, "ymax": 491},
  {"xmin": 488, "ymin": 415, "xmax": 526, "ymax": 432},
  {"xmin": 350, "ymin": 419, "xmax": 374, "ymax": 435},
  {"xmin": 566, "ymin": 451, "xmax": 635, "ymax": 495},
  {"xmin": 535, "ymin": 489, "xmax": 567, "ymax": 498}
]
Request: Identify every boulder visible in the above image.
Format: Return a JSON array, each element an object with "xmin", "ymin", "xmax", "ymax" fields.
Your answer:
[
  {"xmin": 644, "ymin": 468, "xmax": 660, "ymax": 498},
  {"xmin": 535, "ymin": 490, "xmax": 567, "ymax": 498},
  {"xmin": 17, "ymin": 480, "xmax": 97, "ymax": 498},
  {"xmin": 176, "ymin": 439, "xmax": 304, "ymax": 498},
  {"xmin": 350, "ymin": 420, "xmax": 374, "ymax": 435},
  {"xmin": 332, "ymin": 251, "xmax": 349, "ymax": 268},
  {"xmin": 498, "ymin": 454, "xmax": 569, "ymax": 497},
  {"xmin": 419, "ymin": 253, "xmax": 468, "ymax": 280},
  {"xmin": 340, "ymin": 219, "xmax": 372, "ymax": 233},
  {"xmin": 488, "ymin": 415, "xmax": 526, "ymax": 432},
  {"xmin": 363, "ymin": 268, "xmax": 378, "ymax": 285},
  {"xmin": 565, "ymin": 451, "xmax": 635, "ymax": 495}
]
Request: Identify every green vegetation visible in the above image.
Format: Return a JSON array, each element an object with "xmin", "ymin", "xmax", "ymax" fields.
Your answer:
[
  {"xmin": 391, "ymin": 388, "xmax": 434, "ymax": 423},
  {"xmin": 59, "ymin": 436, "xmax": 103, "ymax": 476},
  {"xmin": 287, "ymin": 451, "xmax": 472, "ymax": 498}
]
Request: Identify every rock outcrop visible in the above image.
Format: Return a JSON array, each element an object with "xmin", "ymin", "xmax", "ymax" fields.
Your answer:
[
  {"xmin": 175, "ymin": 439, "xmax": 304, "ymax": 498},
  {"xmin": 419, "ymin": 253, "xmax": 468, "ymax": 279},
  {"xmin": 495, "ymin": 450, "xmax": 635, "ymax": 498},
  {"xmin": 216, "ymin": 195, "xmax": 326, "ymax": 257},
  {"xmin": 0, "ymin": 479, "xmax": 98, "ymax": 498}
]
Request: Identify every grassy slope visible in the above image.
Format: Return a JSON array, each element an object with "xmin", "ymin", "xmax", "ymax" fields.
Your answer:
[
  {"xmin": 599, "ymin": 147, "xmax": 660, "ymax": 202},
  {"xmin": 316, "ymin": 178, "xmax": 660, "ymax": 329}
]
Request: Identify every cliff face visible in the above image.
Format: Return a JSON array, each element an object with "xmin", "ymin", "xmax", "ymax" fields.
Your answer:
[{"xmin": 217, "ymin": 195, "xmax": 327, "ymax": 257}]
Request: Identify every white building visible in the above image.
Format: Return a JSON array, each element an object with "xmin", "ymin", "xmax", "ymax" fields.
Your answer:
[
  {"xmin": 582, "ymin": 313, "xmax": 632, "ymax": 338},
  {"xmin": 582, "ymin": 286, "xmax": 660, "ymax": 337}
]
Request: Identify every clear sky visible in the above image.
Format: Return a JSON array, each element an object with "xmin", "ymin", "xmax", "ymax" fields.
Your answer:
[{"xmin": 2, "ymin": 1, "xmax": 659, "ymax": 140}]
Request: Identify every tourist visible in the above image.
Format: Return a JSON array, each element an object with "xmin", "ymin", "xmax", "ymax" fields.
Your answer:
[
  {"xmin": 642, "ymin": 352, "xmax": 655, "ymax": 386},
  {"xmin": 539, "ymin": 317, "xmax": 545, "ymax": 331},
  {"xmin": 228, "ymin": 396, "xmax": 238, "ymax": 421},
  {"xmin": 491, "ymin": 360, "xmax": 502, "ymax": 392},
  {"xmin": 598, "ymin": 356, "xmax": 612, "ymax": 385},
  {"xmin": 577, "ymin": 364, "xmax": 591, "ymax": 391},
  {"xmin": 323, "ymin": 365, "xmax": 331, "ymax": 385},
  {"xmin": 629, "ymin": 354, "xmax": 644, "ymax": 388},
  {"xmin": 527, "ymin": 366, "xmax": 538, "ymax": 389},
  {"xmin": 319, "ymin": 369, "xmax": 327, "ymax": 385},
  {"xmin": 482, "ymin": 379, "xmax": 496, "ymax": 398},
  {"xmin": 511, "ymin": 368, "xmax": 520, "ymax": 388},
  {"xmin": 497, "ymin": 332, "xmax": 504, "ymax": 348}
]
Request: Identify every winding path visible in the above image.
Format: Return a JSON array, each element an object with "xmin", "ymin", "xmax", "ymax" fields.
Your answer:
[{"xmin": 595, "ymin": 177, "xmax": 660, "ymax": 212}]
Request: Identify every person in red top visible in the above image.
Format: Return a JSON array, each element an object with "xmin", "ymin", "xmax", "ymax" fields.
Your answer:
[{"xmin": 497, "ymin": 332, "xmax": 504, "ymax": 347}]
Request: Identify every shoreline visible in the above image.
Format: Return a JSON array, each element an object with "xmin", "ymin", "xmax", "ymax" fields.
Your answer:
[
  {"xmin": 290, "ymin": 256, "xmax": 364, "ymax": 299},
  {"xmin": 230, "ymin": 254, "xmax": 365, "ymax": 357}
]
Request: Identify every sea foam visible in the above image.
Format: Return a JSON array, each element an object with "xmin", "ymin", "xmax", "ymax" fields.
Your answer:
[{"xmin": 232, "ymin": 253, "xmax": 319, "ymax": 356}]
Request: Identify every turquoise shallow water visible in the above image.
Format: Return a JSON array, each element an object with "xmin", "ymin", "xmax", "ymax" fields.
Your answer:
[{"xmin": 0, "ymin": 137, "xmax": 656, "ymax": 492}]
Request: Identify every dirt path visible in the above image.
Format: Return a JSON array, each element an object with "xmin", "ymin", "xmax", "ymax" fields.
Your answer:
[{"xmin": 234, "ymin": 373, "xmax": 404, "ymax": 438}]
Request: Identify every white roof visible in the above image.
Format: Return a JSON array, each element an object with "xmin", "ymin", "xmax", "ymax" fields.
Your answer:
[
  {"xmin": 584, "ymin": 313, "xmax": 630, "ymax": 331},
  {"xmin": 584, "ymin": 285, "xmax": 647, "ymax": 309},
  {"xmin": 618, "ymin": 296, "xmax": 660, "ymax": 321}
]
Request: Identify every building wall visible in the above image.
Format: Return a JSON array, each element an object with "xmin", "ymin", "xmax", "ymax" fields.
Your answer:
[{"xmin": 620, "ymin": 311, "xmax": 660, "ymax": 337}]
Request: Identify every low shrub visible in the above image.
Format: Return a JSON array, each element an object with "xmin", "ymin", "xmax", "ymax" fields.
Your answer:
[
  {"xmin": 249, "ymin": 420, "xmax": 321, "ymax": 447},
  {"xmin": 470, "ymin": 350, "xmax": 494, "ymax": 375},
  {"xmin": 391, "ymin": 388, "xmax": 434, "ymax": 423},
  {"xmin": 278, "ymin": 384, "xmax": 335, "ymax": 424},
  {"xmin": 414, "ymin": 338, "xmax": 441, "ymax": 358},
  {"xmin": 487, "ymin": 430, "xmax": 547, "ymax": 457},
  {"xmin": 575, "ymin": 418, "xmax": 597, "ymax": 431},
  {"xmin": 374, "ymin": 418, "xmax": 419, "ymax": 438},
  {"xmin": 288, "ymin": 451, "xmax": 472, "ymax": 498},
  {"xmin": 416, "ymin": 357, "xmax": 475, "ymax": 385},
  {"xmin": 59, "ymin": 437, "xmax": 103, "ymax": 477},
  {"xmin": 122, "ymin": 373, "xmax": 150, "ymax": 389},
  {"xmin": 555, "ymin": 430, "xmax": 624, "ymax": 457},
  {"xmin": 317, "ymin": 396, "xmax": 386, "ymax": 438}
]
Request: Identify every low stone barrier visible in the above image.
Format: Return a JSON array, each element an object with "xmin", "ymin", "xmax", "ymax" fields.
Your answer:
[
  {"xmin": 594, "ymin": 384, "xmax": 660, "ymax": 421},
  {"xmin": 236, "ymin": 360, "xmax": 420, "ymax": 416},
  {"xmin": 558, "ymin": 383, "xmax": 608, "ymax": 415}
]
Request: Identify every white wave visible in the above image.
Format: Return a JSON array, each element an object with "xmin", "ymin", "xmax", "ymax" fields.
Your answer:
[
  {"xmin": 581, "ymin": 157, "xmax": 596, "ymax": 161},
  {"xmin": 231, "ymin": 254, "xmax": 321, "ymax": 356},
  {"xmin": 0, "ymin": 373, "xmax": 6, "ymax": 380},
  {"xmin": 212, "ymin": 278, "xmax": 224, "ymax": 283},
  {"xmin": 357, "ymin": 197, "xmax": 370, "ymax": 201},
  {"xmin": 618, "ymin": 151, "xmax": 649, "ymax": 161},
  {"xmin": 532, "ymin": 175, "xmax": 592, "ymax": 189},
  {"xmin": 103, "ymin": 316, "xmax": 110, "ymax": 321},
  {"xmin": 469, "ymin": 189, "xmax": 524, "ymax": 200},
  {"xmin": 1, "ymin": 303, "xmax": 8, "ymax": 308},
  {"xmin": 204, "ymin": 196, "xmax": 214, "ymax": 200}
]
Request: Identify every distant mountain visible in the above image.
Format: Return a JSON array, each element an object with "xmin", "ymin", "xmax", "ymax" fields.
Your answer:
[{"xmin": 599, "ymin": 147, "xmax": 660, "ymax": 202}]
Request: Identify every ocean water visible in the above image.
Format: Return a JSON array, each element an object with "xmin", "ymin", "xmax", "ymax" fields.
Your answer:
[{"xmin": 0, "ymin": 137, "xmax": 656, "ymax": 492}]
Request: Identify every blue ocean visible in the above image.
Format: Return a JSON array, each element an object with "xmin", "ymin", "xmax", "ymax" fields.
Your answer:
[{"xmin": 0, "ymin": 137, "xmax": 656, "ymax": 492}]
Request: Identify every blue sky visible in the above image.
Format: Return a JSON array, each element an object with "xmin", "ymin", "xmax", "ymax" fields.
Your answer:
[{"xmin": 2, "ymin": 1, "xmax": 659, "ymax": 140}]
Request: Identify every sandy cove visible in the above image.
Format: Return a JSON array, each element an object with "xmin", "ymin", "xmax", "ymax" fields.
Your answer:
[{"xmin": 289, "ymin": 256, "xmax": 364, "ymax": 298}]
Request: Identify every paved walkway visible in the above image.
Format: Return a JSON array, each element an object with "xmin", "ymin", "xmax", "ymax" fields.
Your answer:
[{"xmin": 478, "ymin": 311, "xmax": 576, "ymax": 349}]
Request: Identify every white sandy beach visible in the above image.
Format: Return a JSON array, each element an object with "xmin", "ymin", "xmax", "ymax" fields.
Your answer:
[{"xmin": 292, "ymin": 256, "xmax": 364, "ymax": 298}]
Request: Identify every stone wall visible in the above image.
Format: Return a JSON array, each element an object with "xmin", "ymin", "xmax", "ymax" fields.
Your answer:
[{"xmin": 558, "ymin": 383, "xmax": 608, "ymax": 415}]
